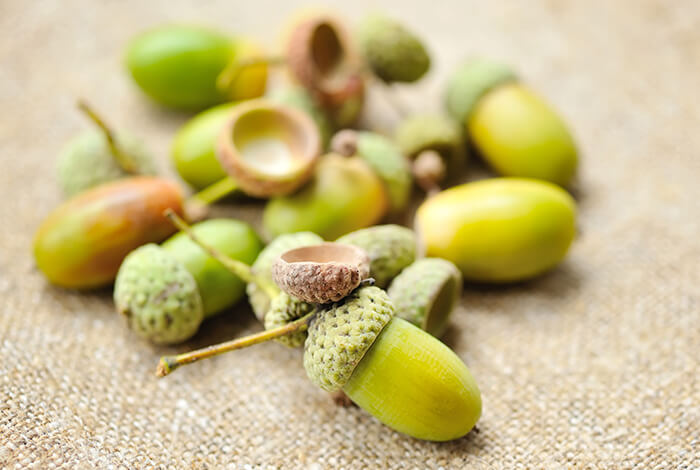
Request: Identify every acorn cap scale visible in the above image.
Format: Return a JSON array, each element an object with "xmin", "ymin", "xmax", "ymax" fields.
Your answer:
[
  {"xmin": 388, "ymin": 258, "xmax": 462, "ymax": 337},
  {"xmin": 264, "ymin": 292, "xmax": 315, "ymax": 348},
  {"xmin": 272, "ymin": 243, "xmax": 370, "ymax": 304},
  {"xmin": 247, "ymin": 232, "xmax": 324, "ymax": 321},
  {"xmin": 114, "ymin": 244, "xmax": 204, "ymax": 345},
  {"xmin": 445, "ymin": 58, "xmax": 517, "ymax": 124},
  {"xmin": 303, "ymin": 286, "xmax": 395, "ymax": 391},
  {"xmin": 336, "ymin": 225, "xmax": 416, "ymax": 288}
]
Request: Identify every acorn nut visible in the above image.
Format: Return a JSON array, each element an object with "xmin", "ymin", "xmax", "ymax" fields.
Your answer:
[
  {"xmin": 388, "ymin": 258, "xmax": 462, "ymax": 337},
  {"xmin": 336, "ymin": 225, "xmax": 416, "ymax": 288},
  {"xmin": 272, "ymin": 243, "xmax": 370, "ymax": 304},
  {"xmin": 446, "ymin": 58, "xmax": 578, "ymax": 186}
]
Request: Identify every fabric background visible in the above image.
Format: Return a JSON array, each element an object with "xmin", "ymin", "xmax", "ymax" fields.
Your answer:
[{"xmin": 1, "ymin": 1, "xmax": 698, "ymax": 468}]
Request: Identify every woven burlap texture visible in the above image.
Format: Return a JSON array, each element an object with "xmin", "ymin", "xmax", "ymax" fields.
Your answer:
[{"xmin": 1, "ymin": 1, "xmax": 698, "ymax": 468}]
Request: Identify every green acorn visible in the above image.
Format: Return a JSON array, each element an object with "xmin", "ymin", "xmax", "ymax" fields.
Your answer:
[
  {"xmin": 358, "ymin": 14, "xmax": 430, "ymax": 83},
  {"xmin": 114, "ymin": 244, "xmax": 204, "ymax": 345},
  {"xmin": 388, "ymin": 258, "xmax": 462, "ymax": 337},
  {"xmin": 247, "ymin": 231, "xmax": 324, "ymax": 322},
  {"xmin": 336, "ymin": 225, "xmax": 416, "ymax": 288},
  {"xmin": 394, "ymin": 113, "xmax": 466, "ymax": 189},
  {"xmin": 58, "ymin": 102, "xmax": 156, "ymax": 197},
  {"xmin": 330, "ymin": 130, "xmax": 412, "ymax": 213}
]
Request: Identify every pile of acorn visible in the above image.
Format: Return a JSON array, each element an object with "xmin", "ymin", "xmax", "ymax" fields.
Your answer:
[{"xmin": 32, "ymin": 10, "xmax": 578, "ymax": 442}]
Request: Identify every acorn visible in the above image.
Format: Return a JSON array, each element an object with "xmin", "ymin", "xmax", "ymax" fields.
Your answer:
[
  {"xmin": 336, "ymin": 225, "xmax": 416, "ymax": 288},
  {"xmin": 114, "ymin": 218, "xmax": 262, "ymax": 344},
  {"xmin": 394, "ymin": 113, "xmax": 466, "ymax": 190},
  {"xmin": 58, "ymin": 101, "xmax": 156, "ymax": 197},
  {"xmin": 285, "ymin": 12, "xmax": 365, "ymax": 127},
  {"xmin": 263, "ymin": 153, "xmax": 390, "ymax": 240},
  {"xmin": 247, "ymin": 231, "xmax": 324, "ymax": 322},
  {"xmin": 330, "ymin": 130, "xmax": 412, "ymax": 213},
  {"xmin": 387, "ymin": 258, "xmax": 462, "ymax": 337},
  {"xmin": 357, "ymin": 14, "xmax": 430, "ymax": 84},
  {"xmin": 157, "ymin": 285, "xmax": 481, "ymax": 442},
  {"xmin": 271, "ymin": 243, "xmax": 370, "ymax": 304},
  {"xmin": 445, "ymin": 58, "xmax": 578, "ymax": 187}
]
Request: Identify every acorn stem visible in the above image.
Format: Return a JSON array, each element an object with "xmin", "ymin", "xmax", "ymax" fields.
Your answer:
[
  {"xmin": 77, "ymin": 100, "xmax": 138, "ymax": 174},
  {"xmin": 182, "ymin": 176, "xmax": 239, "ymax": 222},
  {"xmin": 156, "ymin": 311, "xmax": 316, "ymax": 377},
  {"xmin": 412, "ymin": 150, "xmax": 446, "ymax": 196},
  {"xmin": 217, "ymin": 56, "xmax": 287, "ymax": 96},
  {"xmin": 164, "ymin": 209, "xmax": 278, "ymax": 299}
]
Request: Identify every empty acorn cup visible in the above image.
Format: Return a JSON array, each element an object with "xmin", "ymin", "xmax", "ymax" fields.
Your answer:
[
  {"xmin": 216, "ymin": 100, "xmax": 322, "ymax": 198},
  {"xmin": 271, "ymin": 243, "xmax": 370, "ymax": 304}
]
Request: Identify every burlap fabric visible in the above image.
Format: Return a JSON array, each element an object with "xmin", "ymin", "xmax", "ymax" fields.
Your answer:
[{"xmin": 1, "ymin": 1, "xmax": 698, "ymax": 468}]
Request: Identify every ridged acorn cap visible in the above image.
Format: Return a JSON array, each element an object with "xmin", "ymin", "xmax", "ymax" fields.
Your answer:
[
  {"xmin": 114, "ymin": 244, "xmax": 204, "ymax": 345},
  {"xmin": 331, "ymin": 130, "xmax": 412, "ymax": 213},
  {"xmin": 303, "ymin": 286, "xmax": 395, "ymax": 391},
  {"xmin": 336, "ymin": 225, "xmax": 416, "ymax": 288},
  {"xmin": 247, "ymin": 232, "xmax": 324, "ymax": 321},
  {"xmin": 445, "ymin": 58, "xmax": 517, "ymax": 124},
  {"xmin": 57, "ymin": 130, "xmax": 156, "ymax": 197},
  {"xmin": 358, "ymin": 14, "xmax": 430, "ymax": 83},
  {"xmin": 264, "ymin": 292, "xmax": 315, "ymax": 348},
  {"xmin": 394, "ymin": 114, "xmax": 466, "ymax": 177},
  {"xmin": 216, "ymin": 100, "xmax": 321, "ymax": 198},
  {"xmin": 387, "ymin": 258, "xmax": 462, "ymax": 337},
  {"xmin": 272, "ymin": 243, "xmax": 370, "ymax": 304}
]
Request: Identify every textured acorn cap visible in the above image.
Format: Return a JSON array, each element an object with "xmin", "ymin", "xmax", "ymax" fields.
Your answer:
[
  {"xmin": 114, "ymin": 244, "xmax": 204, "ymax": 345},
  {"xmin": 331, "ymin": 130, "xmax": 412, "ymax": 212},
  {"xmin": 216, "ymin": 100, "xmax": 321, "ymax": 198},
  {"xmin": 336, "ymin": 225, "xmax": 416, "ymax": 288},
  {"xmin": 445, "ymin": 58, "xmax": 517, "ymax": 124},
  {"xmin": 303, "ymin": 286, "xmax": 395, "ymax": 391},
  {"xmin": 247, "ymin": 232, "xmax": 323, "ymax": 321},
  {"xmin": 394, "ymin": 114, "xmax": 466, "ymax": 178},
  {"xmin": 264, "ymin": 292, "xmax": 315, "ymax": 348},
  {"xmin": 358, "ymin": 14, "xmax": 430, "ymax": 83},
  {"xmin": 272, "ymin": 243, "xmax": 370, "ymax": 304},
  {"xmin": 388, "ymin": 258, "xmax": 462, "ymax": 337},
  {"xmin": 57, "ymin": 130, "xmax": 156, "ymax": 197},
  {"xmin": 267, "ymin": 85, "xmax": 334, "ymax": 150},
  {"xmin": 285, "ymin": 14, "xmax": 365, "ymax": 127}
]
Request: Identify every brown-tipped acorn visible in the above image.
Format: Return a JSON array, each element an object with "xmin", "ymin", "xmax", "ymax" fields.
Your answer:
[{"xmin": 272, "ymin": 243, "xmax": 370, "ymax": 304}]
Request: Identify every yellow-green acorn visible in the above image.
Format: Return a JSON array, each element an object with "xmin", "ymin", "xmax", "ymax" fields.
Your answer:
[
  {"xmin": 394, "ymin": 113, "xmax": 466, "ymax": 186},
  {"xmin": 387, "ymin": 258, "xmax": 462, "ymax": 337},
  {"xmin": 416, "ymin": 178, "xmax": 577, "ymax": 282},
  {"xmin": 445, "ymin": 58, "xmax": 578, "ymax": 187},
  {"xmin": 358, "ymin": 14, "xmax": 430, "ymax": 83},
  {"xmin": 331, "ymin": 130, "xmax": 412, "ymax": 213},
  {"xmin": 247, "ymin": 232, "xmax": 324, "ymax": 322},
  {"xmin": 114, "ymin": 219, "xmax": 263, "ymax": 344},
  {"xmin": 336, "ymin": 225, "xmax": 416, "ymax": 288},
  {"xmin": 304, "ymin": 286, "xmax": 481, "ymax": 441}
]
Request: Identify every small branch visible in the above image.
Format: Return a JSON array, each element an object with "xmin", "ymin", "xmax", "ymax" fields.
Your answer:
[
  {"xmin": 164, "ymin": 209, "xmax": 279, "ymax": 298},
  {"xmin": 188, "ymin": 176, "xmax": 239, "ymax": 206},
  {"xmin": 77, "ymin": 100, "xmax": 137, "ymax": 174},
  {"xmin": 156, "ymin": 311, "xmax": 316, "ymax": 377}
]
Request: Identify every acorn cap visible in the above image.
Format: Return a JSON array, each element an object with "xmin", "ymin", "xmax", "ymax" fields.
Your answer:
[
  {"xmin": 272, "ymin": 243, "xmax": 370, "ymax": 304},
  {"xmin": 264, "ymin": 292, "xmax": 315, "ymax": 348},
  {"xmin": 394, "ymin": 114, "xmax": 466, "ymax": 177},
  {"xmin": 267, "ymin": 85, "xmax": 334, "ymax": 149},
  {"xmin": 445, "ymin": 58, "xmax": 517, "ymax": 124},
  {"xmin": 303, "ymin": 286, "xmax": 395, "ymax": 391},
  {"xmin": 387, "ymin": 258, "xmax": 462, "ymax": 337},
  {"xmin": 336, "ymin": 225, "xmax": 416, "ymax": 288},
  {"xmin": 247, "ymin": 231, "xmax": 323, "ymax": 321},
  {"xmin": 285, "ymin": 14, "xmax": 365, "ymax": 127},
  {"xmin": 331, "ymin": 130, "xmax": 412, "ymax": 212},
  {"xmin": 216, "ymin": 100, "xmax": 322, "ymax": 198},
  {"xmin": 114, "ymin": 244, "xmax": 204, "ymax": 345},
  {"xmin": 58, "ymin": 130, "xmax": 156, "ymax": 197},
  {"xmin": 358, "ymin": 14, "xmax": 430, "ymax": 83}
]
